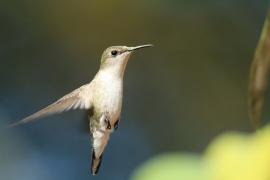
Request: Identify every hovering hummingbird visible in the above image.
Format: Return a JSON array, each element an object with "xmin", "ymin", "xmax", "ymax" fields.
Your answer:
[{"xmin": 11, "ymin": 44, "xmax": 153, "ymax": 175}]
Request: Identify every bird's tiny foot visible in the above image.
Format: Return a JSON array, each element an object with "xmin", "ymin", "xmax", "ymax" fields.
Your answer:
[
  {"xmin": 114, "ymin": 120, "xmax": 119, "ymax": 130},
  {"xmin": 105, "ymin": 117, "xmax": 111, "ymax": 130}
]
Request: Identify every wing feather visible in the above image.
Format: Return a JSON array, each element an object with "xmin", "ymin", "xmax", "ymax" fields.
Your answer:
[{"xmin": 10, "ymin": 84, "xmax": 91, "ymax": 126}]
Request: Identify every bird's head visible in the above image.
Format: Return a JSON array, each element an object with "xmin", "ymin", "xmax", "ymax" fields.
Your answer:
[{"xmin": 100, "ymin": 45, "xmax": 153, "ymax": 72}]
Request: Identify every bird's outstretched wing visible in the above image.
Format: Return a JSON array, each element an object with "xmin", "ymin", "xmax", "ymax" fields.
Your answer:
[{"xmin": 10, "ymin": 84, "xmax": 92, "ymax": 126}]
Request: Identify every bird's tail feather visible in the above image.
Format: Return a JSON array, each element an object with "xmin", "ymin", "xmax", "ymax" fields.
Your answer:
[
  {"xmin": 91, "ymin": 150, "xmax": 103, "ymax": 175},
  {"xmin": 90, "ymin": 129, "xmax": 110, "ymax": 175}
]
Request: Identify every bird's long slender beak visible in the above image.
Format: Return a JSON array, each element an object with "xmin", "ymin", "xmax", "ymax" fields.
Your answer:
[{"xmin": 127, "ymin": 44, "xmax": 153, "ymax": 51}]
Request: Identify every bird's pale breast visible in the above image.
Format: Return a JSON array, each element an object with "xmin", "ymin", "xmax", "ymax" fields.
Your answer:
[{"xmin": 92, "ymin": 71, "xmax": 123, "ymax": 124}]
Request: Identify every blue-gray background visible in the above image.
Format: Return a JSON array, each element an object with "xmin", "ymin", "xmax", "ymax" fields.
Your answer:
[{"xmin": 0, "ymin": 1, "xmax": 268, "ymax": 179}]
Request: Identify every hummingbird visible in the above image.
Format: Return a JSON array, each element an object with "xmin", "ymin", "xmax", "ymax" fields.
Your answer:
[{"xmin": 11, "ymin": 44, "xmax": 153, "ymax": 175}]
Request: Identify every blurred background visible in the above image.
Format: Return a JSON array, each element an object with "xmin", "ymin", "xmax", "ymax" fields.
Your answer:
[{"xmin": 0, "ymin": 0, "xmax": 268, "ymax": 179}]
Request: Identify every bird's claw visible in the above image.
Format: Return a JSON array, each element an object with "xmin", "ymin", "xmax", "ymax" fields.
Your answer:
[
  {"xmin": 114, "ymin": 120, "xmax": 119, "ymax": 130},
  {"xmin": 105, "ymin": 117, "xmax": 111, "ymax": 130}
]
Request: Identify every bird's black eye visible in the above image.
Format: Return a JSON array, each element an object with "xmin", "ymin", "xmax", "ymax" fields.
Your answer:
[{"xmin": 111, "ymin": 50, "xmax": 118, "ymax": 56}]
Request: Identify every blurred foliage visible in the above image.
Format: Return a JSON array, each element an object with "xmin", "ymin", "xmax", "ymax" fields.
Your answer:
[
  {"xmin": 205, "ymin": 126, "xmax": 270, "ymax": 180},
  {"xmin": 131, "ymin": 124, "xmax": 270, "ymax": 180},
  {"xmin": 131, "ymin": 153, "xmax": 207, "ymax": 180},
  {"xmin": 249, "ymin": 9, "xmax": 270, "ymax": 129}
]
